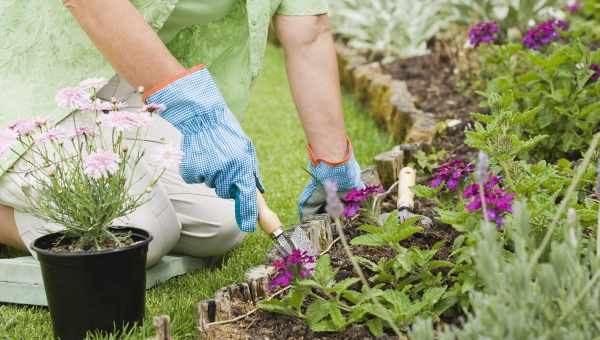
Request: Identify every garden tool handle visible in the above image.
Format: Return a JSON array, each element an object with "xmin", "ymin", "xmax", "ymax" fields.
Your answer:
[
  {"xmin": 397, "ymin": 167, "xmax": 416, "ymax": 210},
  {"xmin": 256, "ymin": 190, "xmax": 283, "ymax": 235}
]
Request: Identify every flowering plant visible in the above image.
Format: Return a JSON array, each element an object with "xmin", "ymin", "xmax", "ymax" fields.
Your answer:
[
  {"xmin": 0, "ymin": 79, "xmax": 177, "ymax": 251},
  {"xmin": 522, "ymin": 19, "xmax": 569, "ymax": 50},
  {"xmin": 270, "ymin": 249, "xmax": 316, "ymax": 290},
  {"xmin": 463, "ymin": 175, "xmax": 515, "ymax": 227},
  {"xmin": 469, "ymin": 21, "xmax": 500, "ymax": 47},
  {"xmin": 342, "ymin": 185, "xmax": 384, "ymax": 218},
  {"xmin": 430, "ymin": 160, "xmax": 474, "ymax": 192}
]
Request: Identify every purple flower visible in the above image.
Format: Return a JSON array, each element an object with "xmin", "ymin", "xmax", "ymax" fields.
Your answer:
[
  {"xmin": 566, "ymin": 2, "xmax": 582, "ymax": 13},
  {"xmin": 590, "ymin": 64, "xmax": 600, "ymax": 82},
  {"xmin": 469, "ymin": 21, "xmax": 500, "ymax": 47},
  {"xmin": 270, "ymin": 249, "xmax": 316, "ymax": 290},
  {"xmin": 341, "ymin": 185, "xmax": 384, "ymax": 218},
  {"xmin": 430, "ymin": 160, "xmax": 474, "ymax": 192},
  {"xmin": 463, "ymin": 175, "xmax": 515, "ymax": 227},
  {"xmin": 522, "ymin": 19, "xmax": 569, "ymax": 50}
]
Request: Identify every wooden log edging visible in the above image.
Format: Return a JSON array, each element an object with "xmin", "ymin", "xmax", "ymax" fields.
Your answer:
[{"xmin": 335, "ymin": 42, "xmax": 438, "ymax": 144}]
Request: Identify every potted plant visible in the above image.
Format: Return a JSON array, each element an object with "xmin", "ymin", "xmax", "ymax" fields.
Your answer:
[{"xmin": 1, "ymin": 80, "xmax": 175, "ymax": 340}]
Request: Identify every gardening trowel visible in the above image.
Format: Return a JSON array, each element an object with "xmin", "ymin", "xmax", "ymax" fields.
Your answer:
[
  {"xmin": 379, "ymin": 167, "xmax": 433, "ymax": 227},
  {"xmin": 256, "ymin": 190, "xmax": 317, "ymax": 258}
]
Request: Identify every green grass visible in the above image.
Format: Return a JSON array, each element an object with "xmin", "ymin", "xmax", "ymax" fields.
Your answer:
[{"xmin": 0, "ymin": 46, "xmax": 393, "ymax": 339}]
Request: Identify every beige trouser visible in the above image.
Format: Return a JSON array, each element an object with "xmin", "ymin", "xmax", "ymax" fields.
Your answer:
[{"xmin": 0, "ymin": 76, "xmax": 245, "ymax": 267}]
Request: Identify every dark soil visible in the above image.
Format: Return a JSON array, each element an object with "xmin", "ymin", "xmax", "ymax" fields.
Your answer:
[
  {"xmin": 49, "ymin": 232, "xmax": 135, "ymax": 253},
  {"xmin": 382, "ymin": 42, "xmax": 482, "ymax": 162}
]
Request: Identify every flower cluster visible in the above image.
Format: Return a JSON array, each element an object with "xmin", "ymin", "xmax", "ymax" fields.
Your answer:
[
  {"xmin": 342, "ymin": 185, "xmax": 384, "ymax": 218},
  {"xmin": 84, "ymin": 151, "xmax": 120, "ymax": 179},
  {"xmin": 565, "ymin": 2, "xmax": 582, "ymax": 13},
  {"xmin": 522, "ymin": 19, "xmax": 569, "ymax": 50},
  {"xmin": 463, "ymin": 175, "xmax": 515, "ymax": 227},
  {"xmin": 469, "ymin": 21, "xmax": 500, "ymax": 47},
  {"xmin": 270, "ymin": 249, "xmax": 316, "ymax": 290},
  {"xmin": 590, "ymin": 64, "xmax": 600, "ymax": 82},
  {"xmin": 430, "ymin": 160, "xmax": 474, "ymax": 192}
]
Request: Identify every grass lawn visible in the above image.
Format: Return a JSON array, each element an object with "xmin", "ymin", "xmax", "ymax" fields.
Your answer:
[{"xmin": 0, "ymin": 45, "xmax": 393, "ymax": 339}]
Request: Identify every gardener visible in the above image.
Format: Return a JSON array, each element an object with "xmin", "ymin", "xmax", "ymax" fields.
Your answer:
[{"xmin": 0, "ymin": 0, "xmax": 363, "ymax": 266}]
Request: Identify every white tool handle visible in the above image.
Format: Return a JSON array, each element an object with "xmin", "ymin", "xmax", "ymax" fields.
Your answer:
[
  {"xmin": 256, "ymin": 190, "xmax": 283, "ymax": 235},
  {"xmin": 397, "ymin": 167, "xmax": 416, "ymax": 209}
]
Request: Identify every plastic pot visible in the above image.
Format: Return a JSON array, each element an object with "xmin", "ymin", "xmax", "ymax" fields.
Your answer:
[{"xmin": 31, "ymin": 227, "xmax": 153, "ymax": 340}]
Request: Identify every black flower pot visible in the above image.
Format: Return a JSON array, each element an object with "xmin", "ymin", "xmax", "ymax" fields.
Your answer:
[{"xmin": 31, "ymin": 227, "xmax": 153, "ymax": 340}]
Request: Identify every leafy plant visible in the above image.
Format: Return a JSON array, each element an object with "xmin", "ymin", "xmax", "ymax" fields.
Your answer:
[
  {"xmin": 259, "ymin": 213, "xmax": 457, "ymax": 336},
  {"xmin": 478, "ymin": 40, "xmax": 600, "ymax": 159},
  {"xmin": 329, "ymin": 0, "xmax": 452, "ymax": 61},
  {"xmin": 409, "ymin": 148, "xmax": 449, "ymax": 175}
]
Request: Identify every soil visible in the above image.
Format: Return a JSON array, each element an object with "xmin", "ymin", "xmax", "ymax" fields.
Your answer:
[{"xmin": 49, "ymin": 232, "xmax": 135, "ymax": 253}]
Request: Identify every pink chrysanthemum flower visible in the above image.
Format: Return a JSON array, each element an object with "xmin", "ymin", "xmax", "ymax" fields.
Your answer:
[
  {"xmin": 100, "ymin": 111, "xmax": 149, "ymax": 132},
  {"xmin": 83, "ymin": 99, "xmax": 114, "ymax": 112},
  {"xmin": 70, "ymin": 127, "xmax": 95, "ymax": 139},
  {"xmin": 153, "ymin": 144, "xmax": 183, "ymax": 168},
  {"xmin": 0, "ymin": 129, "xmax": 18, "ymax": 156},
  {"xmin": 33, "ymin": 117, "xmax": 49, "ymax": 128},
  {"xmin": 143, "ymin": 103, "xmax": 166, "ymax": 115},
  {"xmin": 35, "ymin": 128, "xmax": 66, "ymax": 144},
  {"xmin": 84, "ymin": 151, "xmax": 120, "ymax": 179},
  {"xmin": 8, "ymin": 119, "xmax": 37, "ymax": 136},
  {"xmin": 55, "ymin": 87, "xmax": 91, "ymax": 110},
  {"xmin": 79, "ymin": 78, "xmax": 108, "ymax": 91}
]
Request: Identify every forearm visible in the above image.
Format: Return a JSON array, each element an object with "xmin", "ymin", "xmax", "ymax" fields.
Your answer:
[
  {"xmin": 275, "ymin": 15, "xmax": 348, "ymax": 162},
  {"xmin": 63, "ymin": 0, "xmax": 184, "ymax": 89}
]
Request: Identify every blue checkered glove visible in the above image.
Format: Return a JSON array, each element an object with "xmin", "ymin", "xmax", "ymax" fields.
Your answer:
[
  {"xmin": 298, "ymin": 141, "xmax": 364, "ymax": 220},
  {"xmin": 146, "ymin": 65, "xmax": 263, "ymax": 232}
]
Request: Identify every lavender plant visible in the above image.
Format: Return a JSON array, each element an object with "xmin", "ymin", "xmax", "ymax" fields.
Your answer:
[
  {"xmin": 329, "ymin": 0, "xmax": 452, "ymax": 61},
  {"xmin": 0, "ymin": 81, "xmax": 176, "ymax": 250}
]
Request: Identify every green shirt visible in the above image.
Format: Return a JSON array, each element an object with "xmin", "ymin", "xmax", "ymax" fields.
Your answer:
[{"xmin": 0, "ymin": 0, "xmax": 328, "ymax": 177}]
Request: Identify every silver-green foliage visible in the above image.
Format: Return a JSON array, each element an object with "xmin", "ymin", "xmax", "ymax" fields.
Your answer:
[
  {"xmin": 329, "ymin": 0, "xmax": 451, "ymax": 60},
  {"xmin": 410, "ymin": 200, "xmax": 600, "ymax": 340},
  {"xmin": 449, "ymin": 0, "xmax": 560, "ymax": 33}
]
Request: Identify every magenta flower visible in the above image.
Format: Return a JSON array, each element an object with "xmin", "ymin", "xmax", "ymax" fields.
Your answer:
[
  {"xmin": 469, "ymin": 21, "xmax": 500, "ymax": 47},
  {"xmin": 143, "ymin": 103, "xmax": 167, "ymax": 115},
  {"xmin": 270, "ymin": 249, "xmax": 316, "ymax": 290},
  {"xmin": 55, "ymin": 87, "xmax": 91, "ymax": 110},
  {"xmin": 590, "ymin": 64, "xmax": 600, "ymax": 82},
  {"xmin": 430, "ymin": 160, "xmax": 474, "ymax": 192},
  {"xmin": 0, "ymin": 129, "xmax": 18, "ymax": 156},
  {"xmin": 522, "ymin": 19, "xmax": 569, "ymax": 50},
  {"xmin": 152, "ymin": 144, "xmax": 183, "ymax": 168},
  {"xmin": 566, "ymin": 2, "xmax": 582, "ymax": 13},
  {"xmin": 341, "ymin": 185, "xmax": 384, "ymax": 218},
  {"xmin": 8, "ymin": 119, "xmax": 37, "ymax": 136},
  {"xmin": 100, "ymin": 111, "xmax": 149, "ymax": 132},
  {"xmin": 84, "ymin": 151, "xmax": 120, "ymax": 179},
  {"xmin": 35, "ymin": 128, "xmax": 66, "ymax": 144},
  {"xmin": 463, "ymin": 175, "xmax": 515, "ymax": 227},
  {"xmin": 79, "ymin": 78, "xmax": 108, "ymax": 91}
]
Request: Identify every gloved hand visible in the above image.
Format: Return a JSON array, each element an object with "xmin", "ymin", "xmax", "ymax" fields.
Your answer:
[
  {"xmin": 298, "ymin": 140, "xmax": 364, "ymax": 221},
  {"xmin": 145, "ymin": 65, "xmax": 263, "ymax": 232}
]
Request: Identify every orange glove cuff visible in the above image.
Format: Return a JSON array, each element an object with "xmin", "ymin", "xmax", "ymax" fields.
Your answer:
[
  {"xmin": 142, "ymin": 64, "xmax": 206, "ymax": 102},
  {"xmin": 307, "ymin": 137, "xmax": 353, "ymax": 167}
]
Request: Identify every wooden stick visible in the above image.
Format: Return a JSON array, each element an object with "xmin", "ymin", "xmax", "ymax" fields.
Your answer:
[{"xmin": 153, "ymin": 315, "xmax": 172, "ymax": 340}]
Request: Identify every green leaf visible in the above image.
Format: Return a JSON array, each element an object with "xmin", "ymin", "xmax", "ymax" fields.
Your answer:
[
  {"xmin": 423, "ymin": 287, "xmax": 447, "ymax": 306},
  {"xmin": 287, "ymin": 287, "xmax": 308, "ymax": 310},
  {"xmin": 257, "ymin": 299, "xmax": 298, "ymax": 317},
  {"xmin": 357, "ymin": 224, "xmax": 383, "ymax": 234},
  {"xmin": 351, "ymin": 234, "xmax": 385, "ymax": 247},
  {"xmin": 383, "ymin": 226, "xmax": 423, "ymax": 244},
  {"xmin": 366, "ymin": 318, "xmax": 384, "ymax": 337},
  {"xmin": 305, "ymin": 300, "xmax": 332, "ymax": 326},
  {"xmin": 328, "ymin": 304, "xmax": 347, "ymax": 330},
  {"xmin": 412, "ymin": 184, "xmax": 437, "ymax": 199},
  {"xmin": 314, "ymin": 255, "xmax": 336, "ymax": 287},
  {"xmin": 332, "ymin": 278, "xmax": 361, "ymax": 295},
  {"xmin": 310, "ymin": 320, "xmax": 338, "ymax": 332}
]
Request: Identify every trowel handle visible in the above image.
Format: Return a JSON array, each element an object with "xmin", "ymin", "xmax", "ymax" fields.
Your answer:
[
  {"xmin": 397, "ymin": 167, "xmax": 416, "ymax": 210},
  {"xmin": 256, "ymin": 190, "xmax": 283, "ymax": 235}
]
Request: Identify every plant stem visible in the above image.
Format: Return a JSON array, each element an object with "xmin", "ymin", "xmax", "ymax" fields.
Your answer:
[
  {"xmin": 529, "ymin": 133, "xmax": 600, "ymax": 271},
  {"xmin": 332, "ymin": 217, "xmax": 402, "ymax": 337}
]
